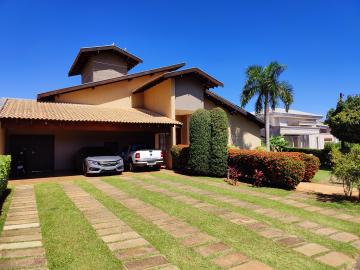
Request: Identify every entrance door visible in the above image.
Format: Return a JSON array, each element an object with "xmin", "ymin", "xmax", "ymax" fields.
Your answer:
[{"xmin": 9, "ymin": 135, "xmax": 54, "ymax": 177}]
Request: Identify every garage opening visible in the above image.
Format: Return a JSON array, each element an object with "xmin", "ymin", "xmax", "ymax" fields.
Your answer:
[{"xmin": 9, "ymin": 135, "xmax": 54, "ymax": 177}]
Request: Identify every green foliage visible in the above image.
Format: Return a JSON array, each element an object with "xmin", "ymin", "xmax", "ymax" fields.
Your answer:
[
  {"xmin": 284, "ymin": 147, "xmax": 332, "ymax": 169},
  {"xmin": 228, "ymin": 149, "xmax": 305, "ymax": 189},
  {"xmin": 331, "ymin": 145, "xmax": 360, "ymax": 199},
  {"xmin": 270, "ymin": 136, "xmax": 288, "ymax": 152},
  {"xmin": 209, "ymin": 108, "xmax": 228, "ymax": 177},
  {"xmin": 0, "ymin": 155, "xmax": 11, "ymax": 197},
  {"xmin": 326, "ymin": 94, "xmax": 360, "ymax": 143},
  {"xmin": 188, "ymin": 109, "xmax": 211, "ymax": 175},
  {"xmin": 170, "ymin": 145, "xmax": 190, "ymax": 172},
  {"xmin": 240, "ymin": 61, "xmax": 294, "ymax": 150}
]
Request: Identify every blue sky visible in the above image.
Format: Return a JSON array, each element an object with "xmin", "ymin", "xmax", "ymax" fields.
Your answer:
[{"xmin": 1, "ymin": 0, "xmax": 359, "ymax": 117}]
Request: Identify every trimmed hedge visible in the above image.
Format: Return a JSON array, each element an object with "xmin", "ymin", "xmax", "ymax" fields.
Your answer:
[
  {"xmin": 188, "ymin": 109, "xmax": 211, "ymax": 175},
  {"xmin": 228, "ymin": 149, "xmax": 305, "ymax": 189},
  {"xmin": 170, "ymin": 145, "xmax": 189, "ymax": 172},
  {"xmin": 0, "ymin": 155, "xmax": 11, "ymax": 197},
  {"xmin": 284, "ymin": 147, "xmax": 331, "ymax": 168},
  {"xmin": 209, "ymin": 108, "xmax": 228, "ymax": 177}
]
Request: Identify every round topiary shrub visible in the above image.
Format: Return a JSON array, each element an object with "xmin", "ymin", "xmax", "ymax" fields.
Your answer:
[
  {"xmin": 210, "ymin": 108, "xmax": 228, "ymax": 177},
  {"xmin": 188, "ymin": 109, "xmax": 211, "ymax": 175}
]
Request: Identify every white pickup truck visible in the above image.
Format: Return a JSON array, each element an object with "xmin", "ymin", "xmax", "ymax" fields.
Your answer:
[{"xmin": 123, "ymin": 144, "xmax": 164, "ymax": 171}]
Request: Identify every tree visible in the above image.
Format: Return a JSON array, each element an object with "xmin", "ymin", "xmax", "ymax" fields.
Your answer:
[
  {"xmin": 209, "ymin": 108, "xmax": 228, "ymax": 177},
  {"xmin": 241, "ymin": 62, "xmax": 294, "ymax": 151},
  {"xmin": 331, "ymin": 145, "xmax": 360, "ymax": 200},
  {"xmin": 188, "ymin": 109, "xmax": 211, "ymax": 175},
  {"xmin": 326, "ymin": 94, "xmax": 360, "ymax": 144}
]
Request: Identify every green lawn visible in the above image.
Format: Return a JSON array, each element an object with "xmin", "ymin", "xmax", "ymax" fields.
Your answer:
[
  {"xmin": 0, "ymin": 187, "xmax": 12, "ymax": 234},
  {"xmin": 35, "ymin": 183, "xmax": 122, "ymax": 270},
  {"xmin": 312, "ymin": 169, "xmax": 334, "ymax": 184},
  {"xmin": 1, "ymin": 174, "xmax": 357, "ymax": 270}
]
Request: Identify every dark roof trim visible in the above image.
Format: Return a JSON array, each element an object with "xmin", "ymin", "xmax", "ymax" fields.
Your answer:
[
  {"xmin": 37, "ymin": 63, "xmax": 185, "ymax": 101},
  {"xmin": 68, "ymin": 45, "xmax": 143, "ymax": 76},
  {"xmin": 205, "ymin": 90, "xmax": 265, "ymax": 127},
  {"xmin": 164, "ymin": 68, "xmax": 224, "ymax": 87},
  {"xmin": 132, "ymin": 68, "xmax": 223, "ymax": 94}
]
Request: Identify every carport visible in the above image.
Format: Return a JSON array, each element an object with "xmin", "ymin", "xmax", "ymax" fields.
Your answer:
[{"xmin": 0, "ymin": 99, "xmax": 180, "ymax": 177}]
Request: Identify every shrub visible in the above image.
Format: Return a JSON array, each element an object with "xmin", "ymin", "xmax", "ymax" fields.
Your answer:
[
  {"xmin": 228, "ymin": 149, "xmax": 305, "ymax": 189},
  {"xmin": 209, "ymin": 108, "xmax": 228, "ymax": 177},
  {"xmin": 0, "ymin": 155, "xmax": 11, "ymax": 198},
  {"xmin": 298, "ymin": 153, "xmax": 320, "ymax": 182},
  {"xmin": 170, "ymin": 145, "xmax": 189, "ymax": 172},
  {"xmin": 284, "ymin": 147, "xmax": 331, "ymax": 168},
  {"xmin": 331, "ymin": 145, "xmax": 360, "ymax": 200},
  {"xmin": 270, "ymin": 136, "xmax": 288, "ymax": 152},
  {"xmin": 188, "ymin": 109, "xmax": 211, "ymax": 175}
]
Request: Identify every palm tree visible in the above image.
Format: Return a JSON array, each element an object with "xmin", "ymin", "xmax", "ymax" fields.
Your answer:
[{"xmin": 241, "ymin": 62, "xmax": 294, "ymax": 151}]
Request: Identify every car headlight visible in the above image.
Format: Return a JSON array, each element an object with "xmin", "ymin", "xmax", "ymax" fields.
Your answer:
[
  {"xmin": 88, "ymin": 160, "xmax": 99, "ymax": 166},
  {"xmin": 116, "ymin": 159, "xmax": 123, "ymax": 164}
]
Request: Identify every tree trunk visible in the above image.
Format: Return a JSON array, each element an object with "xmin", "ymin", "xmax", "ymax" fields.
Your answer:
[{"xmin": 265, "ymin": 94, "xmax": 270, "ymax": 151}]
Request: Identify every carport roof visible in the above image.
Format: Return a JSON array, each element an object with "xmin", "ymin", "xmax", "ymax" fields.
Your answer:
[{"xmin": 0, "ymin": 98, "xmax": 181, "ymax": 126}]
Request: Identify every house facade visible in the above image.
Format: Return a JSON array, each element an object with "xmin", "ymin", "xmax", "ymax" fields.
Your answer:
[
  {"xmin": 0, "ymin": 45, "xmax": 263, "ymax": 176},
  {"xmin": 257, "ymin": 108, "xmax": 337, "ymax": 149}
]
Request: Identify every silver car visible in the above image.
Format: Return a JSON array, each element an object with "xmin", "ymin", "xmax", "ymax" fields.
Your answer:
[{"xmin": 78, "ymin": 147, "xmax": 124, "ymax": 176}]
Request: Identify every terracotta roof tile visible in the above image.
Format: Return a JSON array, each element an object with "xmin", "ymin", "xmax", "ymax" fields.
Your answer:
[{"xmin": 0, "ymin": 99, "xmax": 181, "ymax": 126}]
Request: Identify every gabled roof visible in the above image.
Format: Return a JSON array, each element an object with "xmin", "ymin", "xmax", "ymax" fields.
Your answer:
[
  {"xmin": 132, "ymin": 68, "xmax": 223, "ymax": 94},
  {"xmin": 68, "ymin": 45, "xmax": 143, "ymax": 76},
  {"xmin": 0, "ymin": 98, "xmax": 181, "ymax": 126},
  {"xmin": 205, "ymin": 90, "xmax": 265, "ymax": 127},
  {"xmin": 37, "ymin": 63, "xmax": 185, "ymax": 101}
]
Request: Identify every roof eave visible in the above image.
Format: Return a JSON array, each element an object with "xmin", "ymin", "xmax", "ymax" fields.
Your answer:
[
  {"xmin": 38, "ymin": 63, "xmax": 186, "ymax": 101},
  {"xmin": 205, "ymin": 90, "xmax": 264, "ymax": 127},
  {"xmin": 68, "ymin": 45, "xmax": 144, "ymax": 76}
]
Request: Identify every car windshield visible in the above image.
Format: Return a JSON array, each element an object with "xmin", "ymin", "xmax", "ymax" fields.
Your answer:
[
  {"xmin": 81, "ymin": 147, "xmax": 116, "ymax": 156},
  {"xmin": 130, "ymin": 144, "xmax": 150, "ymax": 151}
]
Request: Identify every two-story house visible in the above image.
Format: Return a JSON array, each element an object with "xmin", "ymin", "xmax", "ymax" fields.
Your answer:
[
  {"xmin": 256, "ymin": 108, "xmax": 337, "ymax": 149},
  {"xmin": 0, "ymin": 45, "xmax": 263, "ymax": 176}
]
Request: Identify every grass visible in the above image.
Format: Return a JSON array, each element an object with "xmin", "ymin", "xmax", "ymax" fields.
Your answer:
[
  {"xmin": 312, "ymin": 169, "xmax": 334, "ymax": 184},
  {"xmin": 102, "ymin": 176, "xmax": 335, "ymax": 270},
  {"xmin": 164, "ymin": 172, "xmax": 360, "ymax": 215},
  {"xmin": 35, "ymin": 183, "xmax": 123, "ymax": 270},
  {"xmin": 0, "ymin": 187, "xmax": 13, "ymax": 233},
  {"xmin": 131, "ymin": 174, "xmax": 358, "ymax": 257},
  {"xmin": 152, "ymin": 173, "xmax": 360, "ymax": 238},
  {"xmin": 76, "ymin": 179, "xmax": 218, "ymax": 270}
]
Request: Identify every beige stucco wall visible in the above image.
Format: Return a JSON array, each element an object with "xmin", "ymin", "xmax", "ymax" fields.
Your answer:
[
  {"xmin": 55, "ymin": 73, "xmax": 165, "ymax": 108},
  {"xmin": 81, "ymin": 52, "xmax": 129, "ymax": 83},
  {"xmin": 204, "ymin": 99, "xmax": 261, "ymax": 149},
  {"xmin": 174, "ymin": 77, "xmax": 204, "ymax": 114},
  {"xmin": 0, "ymin": 125, "xmax": 5, "ymax": 155},
  {"xmin": 143, "ymin": 79, "xmax": 174, "ymax": 118}
]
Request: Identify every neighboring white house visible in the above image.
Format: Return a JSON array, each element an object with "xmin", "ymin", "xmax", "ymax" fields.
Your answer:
[{"xmin": 255, "ymin": 108, "xmax": 338, "ymax": 149}]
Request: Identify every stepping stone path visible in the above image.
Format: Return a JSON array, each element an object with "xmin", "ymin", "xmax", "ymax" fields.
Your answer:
[
  {"xmin": 159, "ymin": 173, "xmax": 360, "ymax": 249},
  {"xmin": 124, "ymin": 175, "xmax": 356, "ymax": 269},
  {"xmin": 87, "ymin": 178, "xmax": 272, "ymax": 270},
  {"xmin": 0, "ymin": 185, "xmax": 47, "ymax": 270},
  {"xmin": 169, "ymin": 172, "xmax": 360, "ymax": 224},
  {"xmin": 61, "ymin": 182, "xmax": 178, "ymax": 270}
]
